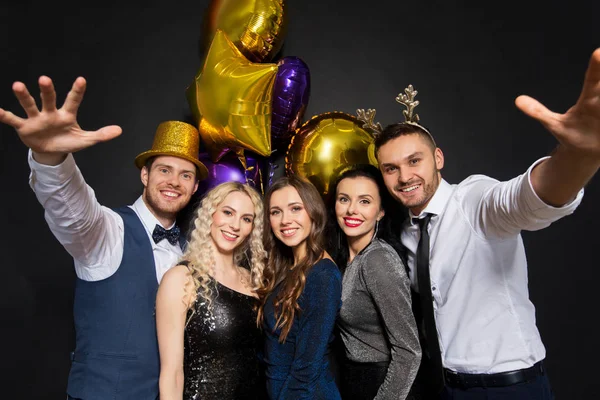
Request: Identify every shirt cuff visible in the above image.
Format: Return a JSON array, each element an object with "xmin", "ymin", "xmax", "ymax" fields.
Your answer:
[
  {"xmin": 522, "ymin": 156, "xmax": 584, "ymax": 218},
  {"xmin": 28, "ymin": 150, "xmax": 78, "ymax": 187}
]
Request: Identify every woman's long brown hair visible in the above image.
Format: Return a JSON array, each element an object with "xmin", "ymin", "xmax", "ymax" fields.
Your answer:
[{"xmin": 256, "ymin": 175, "xmax": 328, "ymax": 343}]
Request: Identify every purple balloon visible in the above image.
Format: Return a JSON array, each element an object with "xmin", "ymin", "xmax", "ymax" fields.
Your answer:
[
  {"xmin": 195, "ymin": 152, "xmax": 265, "ymax": 198},
  {"xmin": 271, "ymin": 56, "xmax": 311, "ymax": 149},
  {"xmin": 195, "ymin": 152, "xmax": 246, "ymax": 197},
  {"xmin": 242, "ymin": 153, "xmax": 264, "ymax": 194}
]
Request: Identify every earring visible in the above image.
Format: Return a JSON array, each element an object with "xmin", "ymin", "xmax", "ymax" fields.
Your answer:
[{"xmin": 373, "ymin": 219, "xmax": 380, "ymax": 238}]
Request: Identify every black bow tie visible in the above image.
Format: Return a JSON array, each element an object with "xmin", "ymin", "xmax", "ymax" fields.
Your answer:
[{"xmin": 152, "ymin": 224, "xmax": 180, "ymax": 246}]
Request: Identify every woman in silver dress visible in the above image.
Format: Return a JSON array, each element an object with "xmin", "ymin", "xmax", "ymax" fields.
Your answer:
[{"xmin": 327, "ymin": 164, "xmax": 421, "ymax": 400}]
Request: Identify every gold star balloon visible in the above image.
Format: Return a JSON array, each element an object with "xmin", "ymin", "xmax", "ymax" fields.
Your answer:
[
  {"xmin": 204, "ymin": 0, "xmax": 286, "ymax": 62},
  {"xmin": 285, "ymin": 112, "xmax": 378, "ymax": 197},
  {"xmin": 186, "ymin": 29, "xmax": 278, "ymax": 162}
]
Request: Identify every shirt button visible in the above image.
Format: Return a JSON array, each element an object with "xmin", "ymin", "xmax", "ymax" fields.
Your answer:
[{"xmin": 432, "ymin": 286, "xmax": 436, "ymax": 291}]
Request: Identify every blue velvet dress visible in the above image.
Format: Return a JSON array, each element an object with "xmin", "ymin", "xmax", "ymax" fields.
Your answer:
[{"xmin": 262, "ymin": 258, "xmax": 342, "ymax": 400}]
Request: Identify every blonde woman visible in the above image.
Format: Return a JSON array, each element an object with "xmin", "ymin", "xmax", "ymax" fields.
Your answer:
[{"xmin": 156, "ymin": 182, "xmax": 267, "ymax": 400}]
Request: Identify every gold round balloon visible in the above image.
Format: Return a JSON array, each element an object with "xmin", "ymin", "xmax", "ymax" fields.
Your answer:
[
  {"xmin": 205, "ymin": 0, "xmax": 286, "ymax": 63},
  {"xmin": 285, "ymin": 112, "xmax": 378, "ymax": 197}
]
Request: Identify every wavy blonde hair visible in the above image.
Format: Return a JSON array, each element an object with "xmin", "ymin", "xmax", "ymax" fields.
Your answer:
[{"xmin": 181, "ymin": 182, "xmax": 266, "ymax": 310}]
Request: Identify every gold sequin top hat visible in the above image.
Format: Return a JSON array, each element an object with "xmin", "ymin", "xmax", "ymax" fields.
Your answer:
[{"xmin": 134, "ymin": 120, "xmax": 208, "ymax": 180}]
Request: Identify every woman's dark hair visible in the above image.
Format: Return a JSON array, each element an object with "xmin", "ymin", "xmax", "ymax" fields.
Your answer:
[
  {"xmin": 256, "ymin": 175, "xmax": 328, "ymax": 342},
  {"xmin": 326, "ymin": 164, "xmax": 407, "ymax": 270}
]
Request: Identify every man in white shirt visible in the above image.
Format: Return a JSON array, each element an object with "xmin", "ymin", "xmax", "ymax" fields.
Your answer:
[
  {"xmin": 375, "ymin": 48, "xmax": 600, "ymax": 399},
  {"xmin": 0, "ymin": 76, "xmax": 208, "ymax": 400}
]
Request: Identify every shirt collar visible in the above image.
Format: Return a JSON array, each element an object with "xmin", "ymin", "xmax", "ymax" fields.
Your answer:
[
  {"xmin": 131, "ymin": 196, "xmax": 176, "ymax": 234},
  {"xmin": 408, "ymin": 179, "xmax": 453, "ymax": 224}
]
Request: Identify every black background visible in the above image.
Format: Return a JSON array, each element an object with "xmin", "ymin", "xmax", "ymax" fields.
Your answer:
[{"xmin": 1, "ymin": 1, "xmax": 598, "ymax": 398}]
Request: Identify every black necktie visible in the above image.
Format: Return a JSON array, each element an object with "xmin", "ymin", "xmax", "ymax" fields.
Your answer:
[
  {"xmin": 415, "ymin": 213, "xmax": 445, "ymax": 392},
  {"xmin": 152, "ymin": 224, "xmax": 180, "ymax": 246}
]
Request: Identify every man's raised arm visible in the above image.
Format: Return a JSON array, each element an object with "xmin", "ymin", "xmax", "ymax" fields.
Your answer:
[{"xmin": 517, "ymin": 48, "xmax": 600, "ymax": 207}]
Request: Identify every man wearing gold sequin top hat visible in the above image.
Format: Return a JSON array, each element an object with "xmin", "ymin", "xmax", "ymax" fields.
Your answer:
[
  {"xmin": 0, "ymin": 76, "xmax": 208, "ymax": 400},
  {"xmin": 374, "ymin": 48, "xmax": 600, "ymax": 399}
]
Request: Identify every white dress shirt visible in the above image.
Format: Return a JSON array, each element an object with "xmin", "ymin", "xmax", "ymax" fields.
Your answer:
[
  {"xmin": 402, "ymin": 157, "xmax": 583, "ymax": 374},
  {"xmin": 28, "ymin": 150, "xmax": 183, "ymax": 283}
]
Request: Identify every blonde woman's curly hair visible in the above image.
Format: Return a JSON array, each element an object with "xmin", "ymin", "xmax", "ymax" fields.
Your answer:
[{"xmin": 181, "ymin": 182, "xmax": 267, "ymax": 310}]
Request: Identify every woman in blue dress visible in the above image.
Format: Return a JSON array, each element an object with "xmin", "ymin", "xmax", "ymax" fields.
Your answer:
[{"xmin": 257, "ymin": 175, "xmax": 342, "ymax": 400}]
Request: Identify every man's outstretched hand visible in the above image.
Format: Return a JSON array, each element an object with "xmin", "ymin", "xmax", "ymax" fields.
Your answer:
[
  {"xmin": 516, "ymin": 48, "xmax": 600, "ymax": 163},
  {"xmin": 517, "ymin": 48, "xmax": 600, "ymax": 207},
  {"xmin": 0, "ymin": 76, "xmax": 122, "ymax": 165}
]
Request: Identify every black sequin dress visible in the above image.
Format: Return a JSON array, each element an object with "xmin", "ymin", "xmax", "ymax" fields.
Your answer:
[{"xmin": 183, "ymin": 279, "xmax": 266, "ymax": 400}]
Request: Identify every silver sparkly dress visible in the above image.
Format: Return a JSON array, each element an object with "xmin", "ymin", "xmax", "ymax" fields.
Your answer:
[{"xmin": 337, "ymin": 238, "xmax": 421, "ymax": 400}]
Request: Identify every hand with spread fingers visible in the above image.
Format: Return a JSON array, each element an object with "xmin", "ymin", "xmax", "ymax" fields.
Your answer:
[
  {"xmin": 516, "ymin": 48, "xmax": 600, "ymax": 161},
  {"xmin": 515, "ymin": 48, "xmax": 600, "ymax": 207},
  {"xmin": 0, "ymin": 76, "xmax": 122, "ymax": 165}
]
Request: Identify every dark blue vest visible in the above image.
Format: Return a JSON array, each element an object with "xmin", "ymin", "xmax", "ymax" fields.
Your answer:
[{"xmin": 67, "ymin": 206, "xmax": 160, "ymax": 400}]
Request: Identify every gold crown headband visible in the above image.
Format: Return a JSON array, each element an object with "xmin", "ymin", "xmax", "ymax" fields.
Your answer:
[
  {"xmin": 356, "ymin": 108, "xmax": 382, "ymax": 134},
  {"xmin": 395, "ymin": 84, "xmax": 435, "ymax": 145},
  {"xmin": 356, "ymin": 85, "xmax": 435, "ymax": 145}
]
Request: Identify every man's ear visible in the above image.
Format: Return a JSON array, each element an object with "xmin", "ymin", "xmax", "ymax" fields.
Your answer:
[
  {"xmin": 435, "ymin": 147, "xmax": 444, "ymax": 171},
  {"xmin": 141, "ymin": 166, "xmax": 149, "ymax": 187},
  {"xmin": 193, "ymin": 180, "xmax": 199, "ymax": 194}
]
